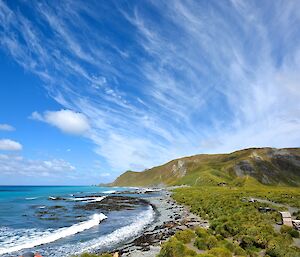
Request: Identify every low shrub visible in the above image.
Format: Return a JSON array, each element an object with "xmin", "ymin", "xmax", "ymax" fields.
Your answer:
[
  {"xmin": 157, "ymin": 237, "xmax": 197, "ymax": 257},
  {"xmin": 195, "ymin": 227, "xmax": 209, "ymax": 238},
  {"xmin": 207, "ymin": 247, "xmax": 232, "ymax": 257},
  {"xmin": 239, "ymin": 235, "xmax": 255, "ymax": 249},
  {"xmin": 233, "ymin": 245, "xmax": 247, "ymax": 256},
  {"xmin": 206, "ymin": 236, "xmax": 218, "ymax": 249},
  {"xmin": 194, "ymin": 237, "xmax": 208, "ymax": 250},
  {"xmin": 175, "ymin": 229, "xmax": 196, "ymax": 243},
  {"xmin": 280, "ymin": 225, "xmax": 300, "ymax": 238}
]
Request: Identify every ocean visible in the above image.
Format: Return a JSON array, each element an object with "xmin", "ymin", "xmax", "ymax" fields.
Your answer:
[{"xmin": 0, "ymin": 186, "xmax": 155, "ymax": 256}]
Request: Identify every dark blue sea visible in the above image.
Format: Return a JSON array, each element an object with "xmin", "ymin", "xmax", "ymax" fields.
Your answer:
[{"xmin": 0, "ymin": 186, "xmax": 155, "ymax": 256}]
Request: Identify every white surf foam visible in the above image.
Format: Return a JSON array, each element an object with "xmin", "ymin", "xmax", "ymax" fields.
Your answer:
[
  {"xmin": 68, "ymin": 197, "xmax": 92, "ymax": 201},
  {"xmin": 78, "ymin": 206, "xmax": 155, "ymax": 253},
  {"xmin": 25, "ymin": 197, "xmax": 39, "ymax": 200},
  {"xmin": 85, "ymin": 196, "xmax": 107, "ymax": 203},
  {"xmin": 68, "ymin": 196, "xmax": 106, "ymax": 203},
  {"xmin": 137, "ymin": 188, "xmax": 162, "ymax": 193},
  {"xmin": 103, "ymin": 190, "xmax": 116, "ymax": 194},
  {"xmin": 0, "ymin": 213, "xmax": 107, "ymax": 254}
]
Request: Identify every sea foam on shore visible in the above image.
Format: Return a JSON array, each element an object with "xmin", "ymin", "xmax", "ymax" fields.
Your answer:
[
  {"xmin": 78, "ymin": 206, "xmax": 155, "ymax": 254},
  {"xmin": 0, "ymin": 213, "xmax": 107, "ymax": 255}
]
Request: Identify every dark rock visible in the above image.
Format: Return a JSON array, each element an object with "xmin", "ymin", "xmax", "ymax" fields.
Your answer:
[
  {"xmin": 49, "ymin": 205, "xmax": 66, "ymax": 210},
  {"xmin": 22, "ymin": 252, "xmax": 34, "ymax": 257},
  {"xmin": 48, "ymin": 196, "xmax": 66, "ymax": 201},
  {"xmin": 74, "ymin": 195, "xmax": 149, "ymax": 212},
  {"xmin": 142, "ymin": 246, "xmax": 150, "ymax": 251}
]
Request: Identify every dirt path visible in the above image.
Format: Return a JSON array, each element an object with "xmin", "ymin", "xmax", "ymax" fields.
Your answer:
[
  {"xmin": 252, "ymin": 197, "xmax": 300, "ymax": 248},
  {"xmin": 252, "ymin": 197, "xmax": 298, "ymax": 215}
]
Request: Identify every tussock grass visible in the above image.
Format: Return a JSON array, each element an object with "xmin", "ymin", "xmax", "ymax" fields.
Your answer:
[{"xmin": 158, "ymin": 185, "xmax": 300, "ymax": 256}]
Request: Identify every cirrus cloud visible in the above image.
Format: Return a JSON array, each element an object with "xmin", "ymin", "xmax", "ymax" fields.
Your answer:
[{"xmin": 0, "ymin": 0, "xmax": 300, "ymax": 178}]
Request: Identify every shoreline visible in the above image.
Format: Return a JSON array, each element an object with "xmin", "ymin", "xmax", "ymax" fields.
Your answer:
[
  {"xmin": 0, "ymin": 187, "xmax": 208, "ymax": 257},
  {"xmin": 102, "ymin": 188, "xmax": 209, "ymax": 257}
]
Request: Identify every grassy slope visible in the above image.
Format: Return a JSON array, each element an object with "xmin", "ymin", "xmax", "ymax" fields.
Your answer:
[
  {"xmin": 108, "ymin": 148, "xmax": 300, "ymax": 256},
  {"xmin": 111, "ymin": 147, "xmax": 300, "ymax": 187},
  {"xmin": 154, "ymin": 185, "xmax": 300, "ymax": 257}
]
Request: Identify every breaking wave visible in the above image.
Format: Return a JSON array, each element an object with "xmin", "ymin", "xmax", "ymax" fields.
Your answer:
[
  {"xmin": 67, "ymin": 196, "xmax": 106, "ymax": 203},
  {"xmin": 102, "ymin": 190, "xmax": 116, "ymax": 194},
  {"xmin": 0, "ymin": 213, "xmax": 107, "ymax": 255},
  {"xmin": 25, "ymin": 197, "xmax": 39, "ymax": 200},
  {"xmin": 78, "ymin": 206, "xmax": 155, "ymax": 253}
]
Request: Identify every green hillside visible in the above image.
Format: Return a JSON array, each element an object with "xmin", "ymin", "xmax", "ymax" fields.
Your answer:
[{"xmin": 110, "ymin": 148, "xmax": 300, "ymax": 187}]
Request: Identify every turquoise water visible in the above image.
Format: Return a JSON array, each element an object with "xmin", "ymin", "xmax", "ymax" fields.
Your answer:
[{"xmin": 0, "ymin": 186, "xmax": 155, "ymax": 256}]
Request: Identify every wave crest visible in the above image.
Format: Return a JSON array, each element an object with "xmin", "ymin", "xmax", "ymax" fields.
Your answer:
[
  {"xmin": 67, "ymin": 196, "xmax": 106, "ymax": 203},
  {"xmin": 0, "ymin": 213, "xmax": 107, "ymax": 254},
  {"xmin": 79, "ymin": 206, "xmax": 155, "ymax": 253}
]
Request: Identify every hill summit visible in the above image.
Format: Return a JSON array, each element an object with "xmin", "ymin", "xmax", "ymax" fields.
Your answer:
[{"xmin": 110, "ymin": 148, "xmax": 300, "ymax": 187}]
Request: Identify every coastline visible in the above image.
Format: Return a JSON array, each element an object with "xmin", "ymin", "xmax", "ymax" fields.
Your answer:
[
  {"xmin": 0, "ymin": 186, "xmax": 208, "ymax": 257},
  {"xmin": 101, "ymin": 188, "xmax": 209, "ymax": 257}
]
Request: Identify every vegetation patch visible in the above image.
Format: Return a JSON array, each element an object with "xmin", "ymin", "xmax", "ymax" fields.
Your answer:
[{"xmin": 157, "ymin": 185, "xmax": 300, "ymax": 257}]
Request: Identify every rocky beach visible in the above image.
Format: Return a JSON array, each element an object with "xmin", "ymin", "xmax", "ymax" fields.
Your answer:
[
  {"xmin": 103, "ymin": 188, "xmax": 209, "ymax": 257},
  {"xmin": 0, "ymin": 186, "xmax": 209, "ymax": 257}
]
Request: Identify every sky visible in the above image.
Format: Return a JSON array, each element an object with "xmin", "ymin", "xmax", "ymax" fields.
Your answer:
[{"xmin": 0, "ymin": 0, "xmax": 300, "ymax": 185}]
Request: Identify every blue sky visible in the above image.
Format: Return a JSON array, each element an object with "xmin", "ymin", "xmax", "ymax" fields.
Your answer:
[{"xmin": 0, "ymin": 0, "xmax": 300, "ymax": 185}]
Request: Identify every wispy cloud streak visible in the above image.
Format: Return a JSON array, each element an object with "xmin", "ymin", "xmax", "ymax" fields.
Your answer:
[{"xmin": 0, "ymin": 0, "xmax": 300, "ymax": 175}]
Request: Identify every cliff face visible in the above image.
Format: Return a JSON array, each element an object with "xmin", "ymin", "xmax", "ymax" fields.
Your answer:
[{"xmin": 110, "ymin": 148, "xmax": 300, "ymax": 187}]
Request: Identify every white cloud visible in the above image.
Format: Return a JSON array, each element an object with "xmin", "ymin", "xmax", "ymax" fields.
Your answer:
[
  {"xmin": 0, "ymin": 154, "xmax": 75, "ymax": 176},
  {"xmin": 0, "ymin": 124, "xmax": 15, "ymax": 131},
  {"xmin": 0, "ymin": 1, "xmax": 300, "ymax": 177},
  {"xmin": 0, "ymin": 139, "xmax": 22, "ymax": 151},
  {"xmin": 31, "ymin": 109, "xmax": 90, "ymax": 135}
]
